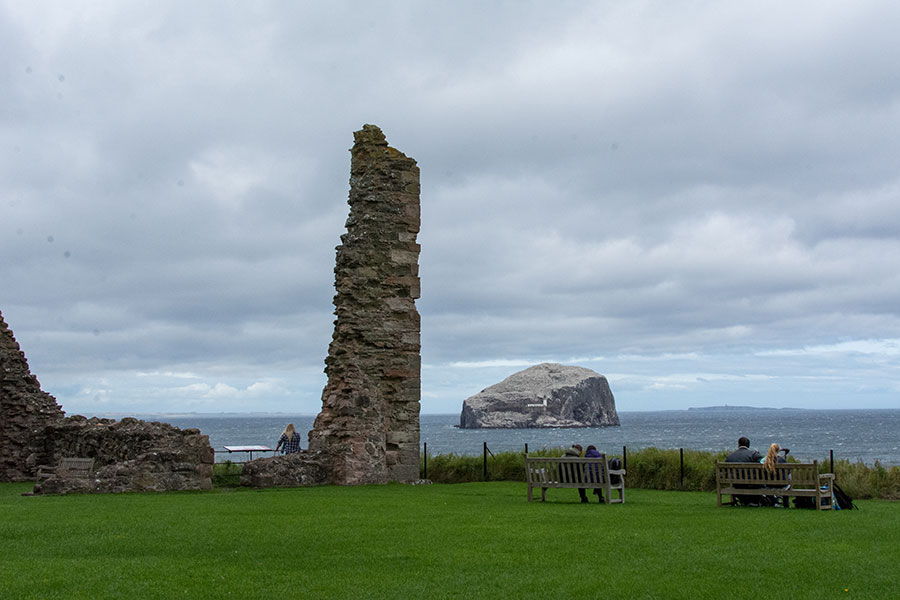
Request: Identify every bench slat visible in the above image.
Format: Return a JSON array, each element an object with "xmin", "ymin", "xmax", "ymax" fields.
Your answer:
[{"xmin": 36, "ymin": 457, "xmax": 94, "ymax": 481}]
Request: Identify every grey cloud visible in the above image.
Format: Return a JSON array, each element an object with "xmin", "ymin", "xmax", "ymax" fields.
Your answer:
[{"xmin": 3, "ymin": 1, "xmax": 900, "ymax": 414}]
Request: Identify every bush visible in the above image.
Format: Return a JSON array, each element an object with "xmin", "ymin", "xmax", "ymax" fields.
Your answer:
[
  {"xmin": 421, "ymin": 446, "xmax": 900, "ymax": 499},
  {"xmin": 828, "ymin": 459, "xmax": 900, "ymax": 500},
  {"xmin": 212, "ymin": 461, "xmax": 242, "ymax": 487}
]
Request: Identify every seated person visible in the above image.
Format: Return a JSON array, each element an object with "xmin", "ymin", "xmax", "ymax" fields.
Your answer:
[
  {"xmin": 584, "ymin": 445, "xmax": 605, "ymax": 503},
  {"xmin": 725, "ymin": 436, "xmax": 762, "ymax": 463},
  {"xmin": 564, "ymin": 444, "xmax": 588, "ymax": 503},
  {"xmin": 762, "ymin": 443, "xmax": 790, "ymax": 507},
  {"xmin": 725, "ymin": 436, "xmax": 763, "ymax": 505}
]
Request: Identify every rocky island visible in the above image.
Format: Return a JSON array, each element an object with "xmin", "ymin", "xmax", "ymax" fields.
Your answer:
[{"xmin": 459, "ymin": 363, "xmax": 619, "ymax": 429}]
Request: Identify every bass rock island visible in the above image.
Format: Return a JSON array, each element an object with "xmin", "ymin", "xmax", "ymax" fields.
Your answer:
[{"xmin": 459, "ymin": 363, "xmax": 620, "ymax": 429}]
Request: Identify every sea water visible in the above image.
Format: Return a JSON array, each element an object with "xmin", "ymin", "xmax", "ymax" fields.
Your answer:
[{"xmin": 157, "ymin": 408, "xmax": 900, "ymax": 466}]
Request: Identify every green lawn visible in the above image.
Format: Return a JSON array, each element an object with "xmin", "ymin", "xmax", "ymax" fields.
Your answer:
[{"xmin": 1, "ymin": 481, "xmax": 894, "ymax": 599}]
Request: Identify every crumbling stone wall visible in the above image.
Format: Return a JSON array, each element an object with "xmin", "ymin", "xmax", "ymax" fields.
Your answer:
[
  {"xmin": 0, "ymin": 310, "xmax": 65, "ymax": 481},
  {"xmin": 2, "ymin": 309, "xmax": 213, "ymax": 493},
  {"xmin": 240, "ymin": 451, "xmax": 329, "ymax": 488},
  {"xmin": 32, "ymin": 416, "xmax": 214, "ymax": 494},
  {"xmin": 306, "ymin": 124, "xmax": 422, "ymax": 485}
]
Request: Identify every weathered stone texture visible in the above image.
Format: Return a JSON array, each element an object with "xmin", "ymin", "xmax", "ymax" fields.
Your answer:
[
  {"xmin": 2, "ymin": 310, "xmax": 213, "ymax": 493},
  {"xmin": 32, "ymin": 416, "xmax": 214, "ymax": 494},
  {"xmin": 240, "ymin": 451, "xmax": 329, "ymax": 488},
  {"xmin": 0, "ymin": 310, "xmax": 65, "ymax": 481},
  {"xmin": 307, "ymin": 124, "xmax": 421, "ymax": 485},
  {"xmin": 459, "ymin": 363, "xmax": 620, "ymax": 429}
]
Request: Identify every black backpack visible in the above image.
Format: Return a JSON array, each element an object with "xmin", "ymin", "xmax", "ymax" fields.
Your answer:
[
  {"xmin": 608, "ymin": 457, "xmax": 622, "ymax": 485},
  {"xmin": 833, "ymin": 483, "xmax": 857, "ymax": 510},
  {"xmin": 794, "ymin": 484, "xmax": 857, "ymax": 510}
]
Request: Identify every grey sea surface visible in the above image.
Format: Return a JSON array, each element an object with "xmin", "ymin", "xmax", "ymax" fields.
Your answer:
[{"xmin": 156, "ymin": 408, "xmax": 900, "ymax": 466}]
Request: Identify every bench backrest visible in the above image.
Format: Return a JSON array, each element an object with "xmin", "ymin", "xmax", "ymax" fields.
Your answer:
[
  {"xmin": 58, "ymin": 457, "xmax": 94, "ymax": 477},
  {"xmin": 525, "ymin": 456, "xmax": 612, "ymax": 486},
  {"xmin": 716, "ymin": 460, "xmax": 820, "ymax": 487}
]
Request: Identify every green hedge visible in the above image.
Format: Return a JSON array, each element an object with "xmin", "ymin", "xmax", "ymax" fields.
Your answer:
[{"xmin": 420, "ymin": 446, "xmax": 900, "ymax": 499}]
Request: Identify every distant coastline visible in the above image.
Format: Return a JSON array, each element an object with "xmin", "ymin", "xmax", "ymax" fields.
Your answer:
[{"xmin": 686, "ymin": 405, "xmax": 799, "ymax": 411}]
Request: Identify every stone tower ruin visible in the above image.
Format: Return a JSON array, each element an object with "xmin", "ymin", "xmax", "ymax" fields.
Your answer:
[
  {"xmin": 307, "ymin": 124, "xmax": 421, "ymax": 485},
  {"xmin": 0, "ymin": 310, "xmax": 65, "ymax": 481}
]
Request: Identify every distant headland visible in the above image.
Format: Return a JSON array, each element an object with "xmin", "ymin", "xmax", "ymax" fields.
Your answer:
[{"xmin": 687, "ymin": 405, "xmax": 805, "ymax": 411}]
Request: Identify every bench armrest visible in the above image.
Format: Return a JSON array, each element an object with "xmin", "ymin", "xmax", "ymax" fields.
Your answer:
[{"xmin": 35, "ymin": 465, "xmax": 56, "ymax": 481}]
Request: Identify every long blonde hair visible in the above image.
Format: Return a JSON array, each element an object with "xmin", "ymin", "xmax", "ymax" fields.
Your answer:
[
  {"xmin": 764, "ymin": 443, "xmax": 781, "ymax": 473},
  {"xmin": 281, "ymin": 423, "xmax": 296, "ymax": 440}
]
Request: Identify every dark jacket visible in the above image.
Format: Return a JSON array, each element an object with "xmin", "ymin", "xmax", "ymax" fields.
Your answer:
[
  {"xmin": 584, "ymin": 448, "xmax": 603, "ymax": 484},
  {"xmin": 725, "ymin": 446, "xmax": 762, "ymax": 463}
]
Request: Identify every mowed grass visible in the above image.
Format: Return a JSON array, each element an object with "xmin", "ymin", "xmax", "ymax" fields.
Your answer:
[{"xmin": 1, "ymin": 481, "xmax": 896, "ymax": 599}]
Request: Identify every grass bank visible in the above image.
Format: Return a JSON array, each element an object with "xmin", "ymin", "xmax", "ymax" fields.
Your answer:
[
  {"xmin": 423, "ymin": 447, "xmax": 900, "ymax": 499},
  {"xmin": 1, "ymin": 481, "xmax": 896, "ymax": 599}
]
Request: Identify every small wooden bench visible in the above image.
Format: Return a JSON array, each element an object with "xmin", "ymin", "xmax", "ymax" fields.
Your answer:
[
  {"xmin": 36, "ymin": 457, "xmax": 95, "ymax": 481},
  {"xmin": 525, "ymin": 455, "xmax": 625, "ymax": 503},
  {"xmin": 715, "ymin": 460, "xmax": 834, "ymax": 510}
]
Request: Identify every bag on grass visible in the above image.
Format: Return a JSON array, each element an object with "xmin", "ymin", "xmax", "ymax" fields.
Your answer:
[
  {"xmin": 608, "ymin": 457, "xmax": 622, "ymax": 485},
  {"xmin": 833, "ymin": 483, "xmax": 857, "ymax": 510}
]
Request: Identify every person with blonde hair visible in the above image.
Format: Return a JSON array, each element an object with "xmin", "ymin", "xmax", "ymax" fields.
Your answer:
[
  {"xmin": 763, "ymin": 443, "xmax": 788, "ymax": 473},
  {"xmin": 275, "ymin": 423, "xmax": 302, "ymax": 454},
  {"xmin": 763, "ymin": 442, "xmax": 790, "ymax": 507}
]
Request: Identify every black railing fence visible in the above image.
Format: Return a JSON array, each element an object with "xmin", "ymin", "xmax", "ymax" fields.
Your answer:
[{"xmin": 419, "ymin": 442, "xmax": 851, "ymax": 489}]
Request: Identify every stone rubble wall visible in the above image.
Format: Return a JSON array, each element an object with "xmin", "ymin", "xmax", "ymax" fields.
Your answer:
[
  {"xmin": 0, "ymin": 310, "xmax": 65, "ymax": 482},
  {"xmin": 2, "ymin": 310, "xmax": 214, "ymax": 494},
  {"xmin": 305, "ymin": 124, "xmax": 421, "ymax": 485},
  {"xmin": 240, "ymin": 451, "xmax": 330, "ymax": 488},
  {"xmin": 32, "ymin": 416, "xmax": 214, "ymax": 494}
]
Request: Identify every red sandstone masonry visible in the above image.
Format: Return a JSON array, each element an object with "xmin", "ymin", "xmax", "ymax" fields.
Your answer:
[{"xmin": 307, "ymin": 124, "xmax": 421, "ymax": 484}]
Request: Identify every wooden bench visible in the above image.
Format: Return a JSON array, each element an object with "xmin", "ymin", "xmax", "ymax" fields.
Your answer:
[
  {"xmin": 525, "ymin": 455, "xmax": 625, "ymax": 503},
  {"xmin": 36, "ymin": 457, "xmax": 95, "ymax": 481},
  {"xmin": 715, "ymin": 460, "xmax": 834, "ymax": 510}
]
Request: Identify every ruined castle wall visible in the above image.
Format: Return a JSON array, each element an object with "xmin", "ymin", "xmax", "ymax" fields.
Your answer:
[
  {"xmin": 32, "ymin": 416, "xmax": 214, "ymax": 494},
  {"xmin": 2, "ymin": 310, "xmax": 213, "ymax": 492},
  {"xmin": 0, "ymin": 310, "xmax": 65, "ymax": 481},
  {"xmin": 307, "ymin": 124, "xmax": 421, "ymax": 485}
]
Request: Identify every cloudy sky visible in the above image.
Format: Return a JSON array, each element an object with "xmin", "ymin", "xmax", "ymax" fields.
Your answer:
[{"xmin": 3, "ymin": 1, "xmax": 899, "ymax": 416}]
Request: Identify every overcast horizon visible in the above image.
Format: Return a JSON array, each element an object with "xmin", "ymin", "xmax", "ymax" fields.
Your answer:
[{"xmin": 3, "ymin": 2, "xmax": 899, "ymax": 416}]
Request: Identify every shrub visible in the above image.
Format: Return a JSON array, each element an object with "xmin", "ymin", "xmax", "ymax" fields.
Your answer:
[
  {"xmin": 421, "ymin": 446, "xmax": 900, "ymax": 499},
  {"xmin": 828, "ymin": 459, "xmax": 900, "ymax": 500},
  {"xmin": 212, "ymin": 461, "xmax": 242, "ymax": 487}
]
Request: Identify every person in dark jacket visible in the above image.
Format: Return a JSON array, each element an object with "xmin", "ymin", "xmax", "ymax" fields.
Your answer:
[
  {"xmin": 725, "ymin": 436, "xmax": 763, "ymax": 505},
  {"xmin": 584, "ymin": 445, "xmax": 605, "ymax": 503},
  {"xmin": 564, "ymin": 444, "xmax": 588, "ymax": 503},
  {"xmin": 725, "ymin": 437, "xmax": 762, "ymax": 463}
]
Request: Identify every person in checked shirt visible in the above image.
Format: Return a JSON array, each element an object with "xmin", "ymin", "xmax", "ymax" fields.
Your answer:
[{"xmin": 275, "ymin": 423, "xmax": 302, "ymax": 454}]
